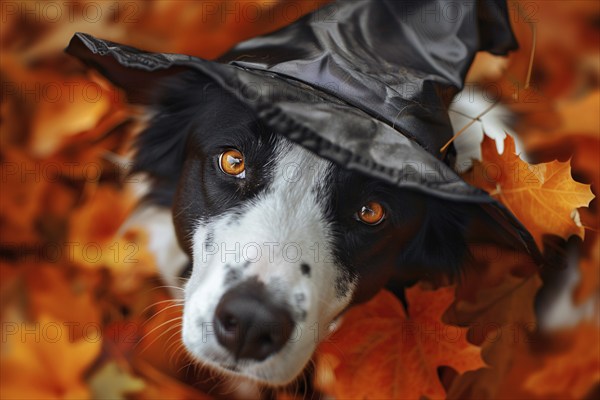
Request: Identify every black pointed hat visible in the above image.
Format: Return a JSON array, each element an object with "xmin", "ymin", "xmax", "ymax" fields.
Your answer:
[{"xmin": 66, "ymin": 0, "xmax": 543, "ymax": 263}]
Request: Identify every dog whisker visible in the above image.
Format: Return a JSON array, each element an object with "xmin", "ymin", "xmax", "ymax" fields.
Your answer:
[
  {"xmin": 136, "ymin": 317, "xmax": 182, "ymax": 350},
  {"xmin": 140, "ymin": 298, "xmax": 184, "ymax": 315},
  {"xmin": 141, "ymin": 303, "xmax": 184, "ymax": 328},
  {"xmin": 136, "ymin": 322, "xmax": 182, "ymax": 357}
]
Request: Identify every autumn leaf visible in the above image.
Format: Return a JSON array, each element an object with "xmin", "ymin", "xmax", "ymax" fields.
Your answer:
[
  {"xmin": 24, "ymin": 263, "xmax": 103, "ymax": 341},
  {"xmin": 0, "ymin": 149, "xmax": 53, "ymax": 246},
  {"xmin": 315, "ymin": 286, "xmax": 485, "ymax": 400},
  {"xmin": 68, "ymin": 186, "xmax": 136, "ymax": 246},
  {"xmin": 130, "ymin": 361, "xmax": 212, "ymax": 400},
  {"xmin": 464, "ymin": 135, "xmax": 595, "ymax": 250},
  {"xmin": 447, "ymin": 275, "xmax": 542, "ymax": 400},
  {"xmin": 66, "ymin": 185, "xmax": 158, "ymax": 280},
  {"xmin": 458, "ymin": 244, "xmax": 539, "ymax": 303},
  {"xmin": 88, "ymin": 361, "xmax": 146, "ymax": 400},
  {"xmin": 522, "ymin": 90, "xmax": 600, "ymax": 157},
  {"xmin": 524, "ymin": 324, "xmax": 600, "ymax": 399},
  {"xmin": 0, "ymin": 314, "xmax": 101, "ymax": 400},
  {"xmin": 546, "ymin": 91, "xmax": 599, "ymax": 139},
  {"xmin": 1, "ymin": 54, "xmax": 120, "ymax": 157}
]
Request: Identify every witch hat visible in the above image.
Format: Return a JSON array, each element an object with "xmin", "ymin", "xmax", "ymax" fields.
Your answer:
[{"xmin": 66, "ymin": 0, "xmax": 543, "ymax": 264}]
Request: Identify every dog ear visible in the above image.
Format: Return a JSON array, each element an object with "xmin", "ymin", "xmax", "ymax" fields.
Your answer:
[
  {"xmin": 130, "ymin": 71, "xmax": 210, "ymax": 206},
  {"xmin": 395, "ymin": 195, "xmax": 546, "ymax": 286},
  {"xmin": 396, "ymin": 196, "xmax": 474, "ymax": 282}
]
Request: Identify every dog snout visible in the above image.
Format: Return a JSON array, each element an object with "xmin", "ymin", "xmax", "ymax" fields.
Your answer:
[{"xmin": 213, "ymin": 280, "xmax": 294, "ymax": 361}]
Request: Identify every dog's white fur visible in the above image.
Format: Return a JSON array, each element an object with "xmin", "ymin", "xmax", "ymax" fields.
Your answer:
[{"xmin": 152, "ymin": 140, "xmax": 352, "ymax": 384}]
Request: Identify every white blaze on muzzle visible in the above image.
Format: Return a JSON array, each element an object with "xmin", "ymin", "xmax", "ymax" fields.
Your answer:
[{"xmin": 182, "ymin": 141, "xmax": 356, "ymax": 384}]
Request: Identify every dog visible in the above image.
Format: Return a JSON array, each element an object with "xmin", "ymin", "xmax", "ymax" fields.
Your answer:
[{"xmin": 130, "ymin": 71, "xmax": 479, "ymax": 385}]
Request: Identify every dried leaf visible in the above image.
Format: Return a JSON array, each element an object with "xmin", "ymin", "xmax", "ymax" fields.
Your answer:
[
  {"xmin": 464, "ymin": 135, "xmax": 595, "ymax": 249},
  {"xmin": 316, "ymin": 286, "xmax": 485, "ymax": 399},
  {"xmin": 89, "ymin": 361, "xmax": 146, "ymax": 400},
  {"xmin": 0, "ymin": 314, "xmax": 101, "ymax": 400},
  {"xmin": 446, "ymin": 275, "xmax": 543, "ymax": 400},
  {"xmin": 524, "ymin": 324, "xmax": 600, "ymax": 399},
  {"xmin": 130, "ymin": 362, "xmax": 212, "ymax": 400}
]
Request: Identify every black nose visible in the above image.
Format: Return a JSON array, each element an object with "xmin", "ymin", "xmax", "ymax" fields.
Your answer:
[{"xmin": 214, "ymin": 281, "xmax": 294, "ymax": 361}]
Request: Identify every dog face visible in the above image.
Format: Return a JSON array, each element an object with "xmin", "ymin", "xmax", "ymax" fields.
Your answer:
[{"xmin": 134, "ymin": 72, "xmax": 473, "ymax": 385}]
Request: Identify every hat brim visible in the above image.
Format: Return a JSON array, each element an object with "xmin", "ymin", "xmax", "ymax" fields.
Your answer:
[{"xmin": 66, "ymin": 32, "xmax": 543, "ymax": 264}]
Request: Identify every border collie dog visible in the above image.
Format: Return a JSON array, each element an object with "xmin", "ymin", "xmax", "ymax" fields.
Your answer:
[{"xmin": 134, "ymin": 72, "xmax": 474, "ymax": 385}]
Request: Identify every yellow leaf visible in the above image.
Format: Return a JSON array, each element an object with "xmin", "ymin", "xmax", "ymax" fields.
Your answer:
[{"xmin": 89, "ymin": 361, "xmax": 146, "ymax": 400}]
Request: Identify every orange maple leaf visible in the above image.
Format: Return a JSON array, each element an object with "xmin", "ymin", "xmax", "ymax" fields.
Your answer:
[
  {"xmin": 464, "ymin": 135, "xmax": 595, "ymax": 250},
  {"xmin": 315, "ymin": 286, "xmax": 485, "ymax": 400}
]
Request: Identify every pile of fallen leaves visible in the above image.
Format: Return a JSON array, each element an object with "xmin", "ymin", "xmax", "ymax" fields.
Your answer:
[{"xmin": 1, "ymin": 1, "xmax": 598, "ymax": 399}]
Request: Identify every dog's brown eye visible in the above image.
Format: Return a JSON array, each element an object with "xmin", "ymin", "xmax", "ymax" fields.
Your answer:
[
  {"xmin": 219, "ymin": 149, "xmax": 245, "ymax": 178},
  {"xmin": 356, "ymin": 201, "xmax": 385, "ymax": 225}
]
